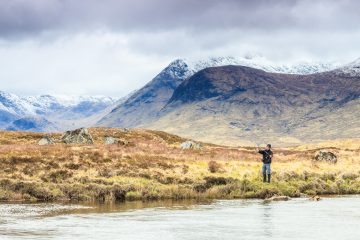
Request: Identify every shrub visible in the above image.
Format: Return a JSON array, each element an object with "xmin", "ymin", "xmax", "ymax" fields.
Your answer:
[
  {"xmin": 64, "ymin": 163, "xmax": 81, "ymax": 170},
  {"xmin": 47, "ymin": 169, "xmax": 73, "ymax": 183},
  {"xmin": 204, "ymin": 176, "xmax": 231, "ymax": 186},
  {"xmin": 208, "ymin": 160, "xmax": 222, "ymax": 173}
]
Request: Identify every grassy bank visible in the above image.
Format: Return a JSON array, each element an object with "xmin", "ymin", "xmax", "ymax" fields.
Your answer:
[{"xmin": 0, "ymin": 128, "xmax": 360, "ymax": 202}]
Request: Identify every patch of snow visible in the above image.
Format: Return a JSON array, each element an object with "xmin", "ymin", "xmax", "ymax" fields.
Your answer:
[
  {"xmin": 184, "ymin": 56, "xmax": 341, "ymax": 75},
  {"xmin": 334, "ymin": 58, "xmax": 360, "ymax": 77},
  {"xmin": 0, "ymin": 91, "xmax": 36, "ymax": 115}
]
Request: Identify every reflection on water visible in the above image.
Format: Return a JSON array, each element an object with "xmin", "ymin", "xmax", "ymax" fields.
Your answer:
[
  {"xmin": 262, "ymin": 204, "xmax": 273, "ymax": 238},
  {"xmin": 0, "ymin": 196, "xmax": 360, "ymax": 240}
]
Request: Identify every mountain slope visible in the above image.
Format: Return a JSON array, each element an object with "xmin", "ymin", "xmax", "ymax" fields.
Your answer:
[
  {"xmin": 98, "ymin": 57, "xmax": 339, "ymax": 128},
  {"xmin": 98, "ymin": 59, "xmax": 193, "ymax": 127},
  {"xmin": 145, "ymin": 65, "xmax": 360, "ymax": 146}
]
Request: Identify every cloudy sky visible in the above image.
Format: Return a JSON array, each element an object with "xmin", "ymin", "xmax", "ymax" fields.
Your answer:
[{"xmin": 0, "ymin": 0, "xmax": 360, "ymax": 97}]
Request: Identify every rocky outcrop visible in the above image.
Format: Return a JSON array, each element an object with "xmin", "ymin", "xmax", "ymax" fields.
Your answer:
[
  {"xmin": 264, "ymin": 195, "xmax": 291, "ymax": 203},
  {"xmin": 38, "ymin": 136, "xmax": 55, "ymax": 145},
  {"xmin": 104, "ymin": 136, "xmax": 129, "ymax": 145},
  {"xmin": 61, "ymin": 128, "xmax": 94, "ymax": 144},
  {"xmin": 180, "ymin": 141, "xmax": 203, "ymax": 150},
  {"xmin": 315, "ymin": 150, "xmax": 337, "ymax": 163},
  {"xmin": 104, "ymin": 136, "xmax": 118, "ymax": 145},
  {"xmin": 309, "ymin": 195, "xmax": 321, "ymax": 201}
]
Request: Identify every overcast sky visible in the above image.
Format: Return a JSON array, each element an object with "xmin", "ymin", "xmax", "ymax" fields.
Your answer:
[{"xmin": 0, "ymin": 0, "xmax": 360, "ymax": 97}]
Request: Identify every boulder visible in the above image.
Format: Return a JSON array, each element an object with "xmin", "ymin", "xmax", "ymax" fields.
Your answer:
[
  {"xmin": 118, "ymin": 139, "xmax": 129, "ymax": 146},
  {"xmin": 315, "ymin": 150, "xmax": 337, "ymax": 163},
  {"xmin": 61, "ymin": 128, "xmax": 94, "ymax": 144},
  {"xmin": 309, "ymin": 195, "xmax": 321, "ymax": 201},
  {"xmin": 180, "ymin": 140, "xmax": 203, "ymax": 150},
  {"xmin": 104, "ymin": 136, "xmax": 118, "ymax": 145},
  {"xmin": 38, "ymin": 136, "xmax": 55, "ymax": 145},
  {"xmin": 264, "ymin": 195, "xmax": 291, "ymax": 203},
  {"xmin": 104, "ymin": 136, "xmax": 129, "ymax": 145}
]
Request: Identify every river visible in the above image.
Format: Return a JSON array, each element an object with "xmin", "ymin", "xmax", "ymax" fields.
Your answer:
[{"xmin": 0, "ymin": 196, "xmax": 359, "ymax": 240}]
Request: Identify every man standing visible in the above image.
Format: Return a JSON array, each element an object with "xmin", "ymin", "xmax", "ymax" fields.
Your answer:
[{"xmin": 257, "ymin": 144, "xmax": 273, "ymax": 183}]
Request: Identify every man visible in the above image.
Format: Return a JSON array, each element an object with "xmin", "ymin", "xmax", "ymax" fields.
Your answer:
[{"xmin": 257, "ymin": 144, "xmax": 273, "ymax": 183}]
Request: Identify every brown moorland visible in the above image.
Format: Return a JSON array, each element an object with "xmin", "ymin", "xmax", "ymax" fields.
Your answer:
[{"xmin": 0, "ymin": 128, "xmax": 359, "ymax": 202}]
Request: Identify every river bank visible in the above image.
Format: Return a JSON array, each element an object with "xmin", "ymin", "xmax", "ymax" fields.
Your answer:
[{"xmin": 0, "ymin": 128, "xmax": 359, "ymax": 202}]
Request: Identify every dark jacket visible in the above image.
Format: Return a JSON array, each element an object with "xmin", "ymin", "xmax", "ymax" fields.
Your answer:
[{"xmin": 258, "ymin": 149, "xmax": 273, "ymax": 164}]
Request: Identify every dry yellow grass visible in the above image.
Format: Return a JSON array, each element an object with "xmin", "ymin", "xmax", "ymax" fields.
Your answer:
[{"xmin": 0, "ymin": 128, "xmax": 359, "ymax": 202}]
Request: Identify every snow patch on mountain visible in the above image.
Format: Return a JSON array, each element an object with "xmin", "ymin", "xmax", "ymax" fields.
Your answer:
[
  {"xmin": 23, "ymin": 95, "xmax": 116, "ymax": 114},
  {"xmin": 0, "ymin": 91, "xmax": 37, "ymax": 116},
  {"xmin": 185, "ymin": 56, "xmax": 340, "ymax": 75},
  {"xmin": 335, "ymin": 58, "xmax": 360, "ymax": 77}
]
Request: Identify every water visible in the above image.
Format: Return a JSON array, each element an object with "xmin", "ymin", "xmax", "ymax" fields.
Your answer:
[{"xmin": 1, "ymin": 196, "xmax": 359, "ymax": 240}]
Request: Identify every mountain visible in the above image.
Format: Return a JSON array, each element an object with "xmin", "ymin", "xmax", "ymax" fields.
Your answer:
[
  {"xmin": 0, "ymin": 91, "xmax": 119, "ymax": 131},
  {"xmin": 144, "ymin": 65, "xmax": 360, "ymax": 146},
  {"xmin": 98, "ymin": 56, "xmax": 340, "ymax": 128}
]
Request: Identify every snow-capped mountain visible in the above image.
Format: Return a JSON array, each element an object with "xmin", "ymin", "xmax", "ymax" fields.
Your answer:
[
  {"xmin": 0, "ymin": 56, "xmax": 351, "ymax": 133},
  {"xmin": 0, "ymin": 92, "xmax": 119, "ymax": 131},
  {"xmin": 97, "ymin": 56, "xmax": 341, "ymax": 128},
  {"xmin": 0, "ymin": 91, "xmax": 37, "ymax": 116},
  {"xmin": 23, "ymin": 95, "xmax": 116, "ymax": 118}
]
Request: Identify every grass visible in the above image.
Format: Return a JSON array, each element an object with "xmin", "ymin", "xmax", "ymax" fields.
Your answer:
[{"xmin": 0, "ymin": 128, "xmax": 359, "ymax": 202}]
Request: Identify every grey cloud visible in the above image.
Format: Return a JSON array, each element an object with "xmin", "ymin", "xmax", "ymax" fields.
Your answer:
[{"xmin": 1, "ymin": 0, "xmax": 360, "ymax": 38}]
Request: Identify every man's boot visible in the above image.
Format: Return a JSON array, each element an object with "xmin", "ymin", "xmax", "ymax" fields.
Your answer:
[
  {"xmin": 267, "ymin": 174, "xmax": 271, "ymax": 183},
  {"xmin": 263, "ymin": 173, "xmax": 267, "ymax": 183}
]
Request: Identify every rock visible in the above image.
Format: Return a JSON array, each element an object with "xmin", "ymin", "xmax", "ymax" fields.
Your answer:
[
  {"xmin": 309, "ymin": 195, "xmax": 321, "ymax": 201},
  {"xmin": 300, "ymin": 193, "xmax": 308, "ymax": 198},
  {"xmin": 38, "ymin": 136, "xmax": 55, "ymax": 145},
  {"xmin": 264, "ymin": 195, "xmax": 291, "ymax": 202},
  {"xmin": 118, "ymin": 139, "xmax": 129, "ymax": 146},
  {"xmin": 104, "ymin": 136, "xmax": 129, "ymax": 146},
  {"xmin": 180, "ymin": 140, "xmax": 203, "ymax": 150},
  {"xmin": 61, "ymin": 128, "xmax": 94, "ymax": 144},
  {"xmin": 104, "ymin": 136, "xmax": 118, "ymax": 145},
  {"xmin": 315, "ymin": 150, "xmax": 337, "ymax": 163}
]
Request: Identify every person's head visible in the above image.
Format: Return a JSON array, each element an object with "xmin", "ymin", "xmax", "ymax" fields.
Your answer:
[{"xmin": 266, "ymin": 144, "xmax": 271, "ymax": 150}]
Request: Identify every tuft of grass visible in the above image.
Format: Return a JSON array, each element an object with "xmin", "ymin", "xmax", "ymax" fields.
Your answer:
[{"xmin": 208, "ymin": 160, "xmax": 223, "ymax": 173}]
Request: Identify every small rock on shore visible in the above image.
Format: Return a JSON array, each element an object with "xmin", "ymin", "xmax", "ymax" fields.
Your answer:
[{"xmin": 264, "ymin": 195, "xmax": 291, "ymax": 202}]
